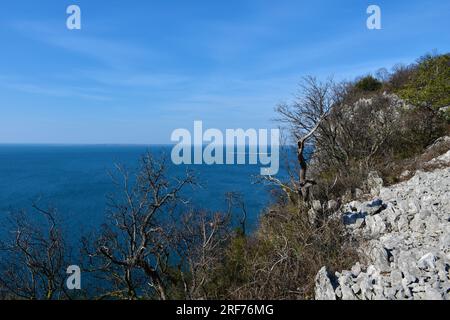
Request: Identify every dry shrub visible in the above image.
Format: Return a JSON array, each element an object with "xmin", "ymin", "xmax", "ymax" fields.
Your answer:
[
  {"xmin": 214, "ymin": 203, "xmax": 359, "ymax": 300},
  {"xmin": 380, "ymin": 135, "xmax": 450, "ymax": 184}
]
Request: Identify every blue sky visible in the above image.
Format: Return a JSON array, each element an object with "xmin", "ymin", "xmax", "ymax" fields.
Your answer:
[{"xmin": 0, "ymin": 0, "xmax": 449, "ymax": 144}]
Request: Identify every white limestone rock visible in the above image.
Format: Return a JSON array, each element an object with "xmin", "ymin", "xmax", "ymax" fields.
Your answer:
[{"xmin": 315, "ymin": 165, "xmax": 450, "ymax": 300}]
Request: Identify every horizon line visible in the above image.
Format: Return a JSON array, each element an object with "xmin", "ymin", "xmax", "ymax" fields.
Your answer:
[{"xmin": 0, "ymin": 142, "xmax": 296, "ymax": 147}]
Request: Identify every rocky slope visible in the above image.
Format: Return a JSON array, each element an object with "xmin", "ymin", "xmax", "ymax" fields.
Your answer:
[{"xmin": 315, "ymin": 148, "xmax": 450, "ymax": 300}]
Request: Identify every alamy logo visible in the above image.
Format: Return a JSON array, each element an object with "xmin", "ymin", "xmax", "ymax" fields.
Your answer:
[
  {"xmin": 66, "ymin": 265, "xmax": 81, "ymax": 290},
  {"xmin": 367, "ymin": 5, "xmax": 381, "ymax": 30},
  {"xmin": 66, "ymin": 5, "xmax": 81, "ymax": 30},
  {"xmin": 171, "ymin": 121, "xmax": 280, "ymax": 176}
]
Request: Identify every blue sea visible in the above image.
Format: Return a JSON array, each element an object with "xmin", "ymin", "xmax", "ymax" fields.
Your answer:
[{"xmin": 0, "ymin": 145, "xmax": 277, "ymax": 240}]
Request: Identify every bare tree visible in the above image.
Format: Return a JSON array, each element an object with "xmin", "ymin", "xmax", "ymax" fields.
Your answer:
[
  {"xmin": 309, "ymin": 85, "xmax": 414, "ymax": 198},
  {"xmin": 170, "ymin": 208, "xmax": 233, "ymax": 300},
  {"xmin": 225, "ymin": 192, "xmax": 247, "ymax": 235},
  {"xmin": 173, "ymin": 192, "xmax": 251, "ymax": 300},
  {"xmin": 82, "ymin": 153, "xmax": 196, "ymax": 300},
  {"xmin": 0, "ymin": 204, "xmax": 70, "ymax": 300},
  {"xmin": 80, "ymin": 153, "xmax": 249, "ymax": 300},
  {"xmin": 268, "ymin": 76, "xmax": 337, "ymax": 205}
]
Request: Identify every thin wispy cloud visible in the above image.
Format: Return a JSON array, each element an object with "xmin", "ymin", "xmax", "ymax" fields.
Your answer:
[
  {"xmin": 0, "ymin": 74, "xmax": 112, "ymax": 101},
  {"xmin": 9, "ymin": 20, "xmax": 149, "ymax": 67},
  {"xmin": 0, "ymin": 1, "xmax": 448, "ymax": 144},
  {"xmin": 78, "ymin": 70, "xmax": 191, "ymax": 88}
]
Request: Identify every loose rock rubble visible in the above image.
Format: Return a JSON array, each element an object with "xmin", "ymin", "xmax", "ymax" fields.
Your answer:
[{"xmin": 315, "ymin": 165, "xmax": 450, "ymax": 300}]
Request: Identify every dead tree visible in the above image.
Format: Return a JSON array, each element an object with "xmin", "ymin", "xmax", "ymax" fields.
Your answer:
[
  {"xmin": 82, "ymin": 153, "xmax": 196, "ymax": 300},
  {"xmin": 225, "ymin": 192, "xmax": 247, "ymax": 235},
  {"xmin": 169, "ymin": 208, "xmax": 233, "ymax": 300},
  {"xmin": 269, "ymin": 76, "xmax": 336, "ymax": 205},
  {"xmin": 0, "ymin": 204, "xmax": 70, "ymax": 300},
  {"xmin": 177, "ymin": 192, "xmax": 249, "ymax": 299}
]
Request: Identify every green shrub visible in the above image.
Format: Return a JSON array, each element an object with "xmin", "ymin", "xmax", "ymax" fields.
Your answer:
[
  {"xmin": 355, "ymin": 75, "xmax": 383, "ymax": 91},
  {"xmin": 397, "ymin": 53, "xmax": 450, "ymax": 110}
]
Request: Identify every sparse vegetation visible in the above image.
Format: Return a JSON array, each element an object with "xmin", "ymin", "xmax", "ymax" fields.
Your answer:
[
  {"xmin": 0, "ymin": 52, "xmax": 449, "ymax": 300},
  {"xmin": 307, "ymin": 53, "xmax": 449, "ymax": 200},
  {"xmin": 207, "ymin": 203, "xmax": 359, "ymax": 299}
]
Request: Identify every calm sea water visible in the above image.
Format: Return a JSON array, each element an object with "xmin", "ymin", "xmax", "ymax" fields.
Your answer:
[{"xmin": 0, "ymin": 145, "xmax": 276, "ymax": 239}]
